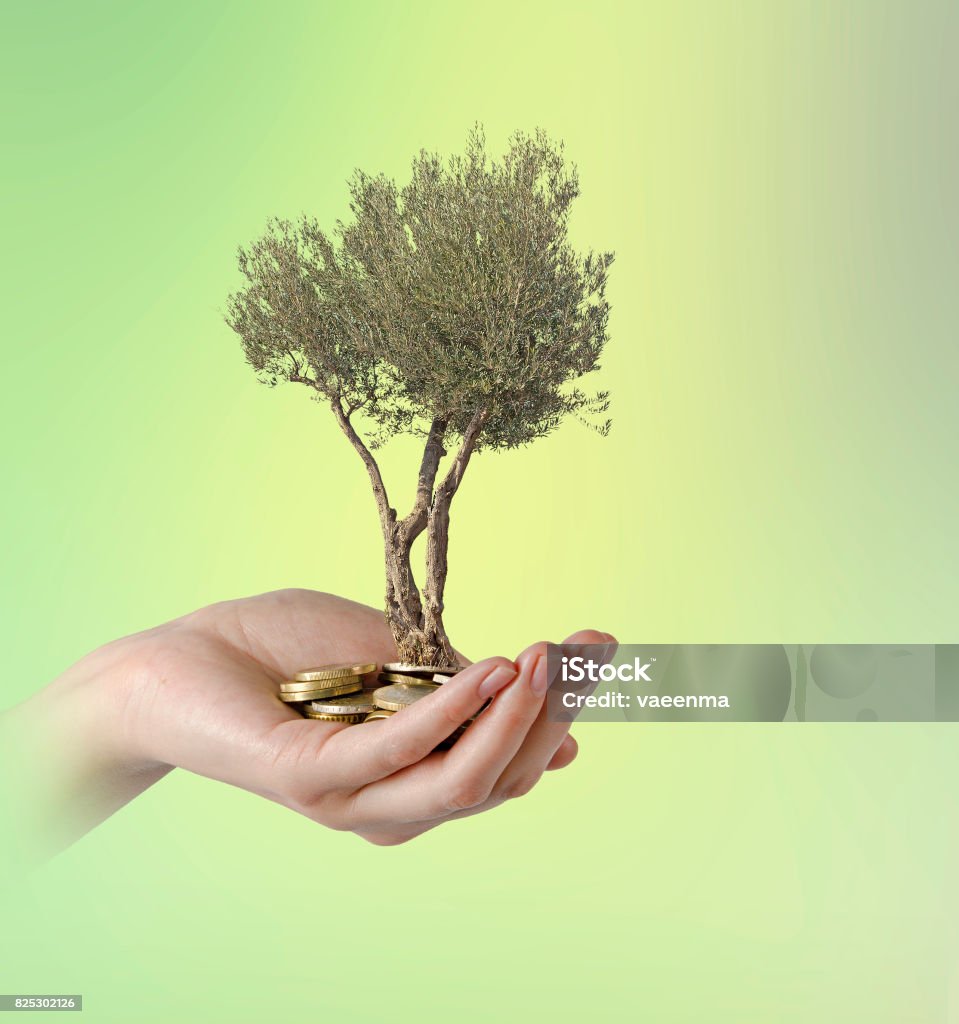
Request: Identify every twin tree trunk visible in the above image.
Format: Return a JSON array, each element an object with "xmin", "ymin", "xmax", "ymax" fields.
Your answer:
[
  {"xmin": 382, "ymin": 493, "xmax": 455, "ymax": 665},
  {"xmin": 333, "ymin": 401, "xmax": 488, "ymax": 667}
]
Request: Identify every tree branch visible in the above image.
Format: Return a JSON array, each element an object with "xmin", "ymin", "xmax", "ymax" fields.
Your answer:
[
  {"xmin": 418, "ymin": 408, "xmax": 487, "ymax": 665},
  {"xmin": 417, "ymin": 417, "xmax": 449, "ymax": 501},
  {"xmin": 398, "ymin": 417, "xmax": 448, "ymax": 544},
  {"xmin": 328, "ymin": 395, "xmax": 425, "ymax": 646},
  {"xmin": 330, "ymin": 396, "xmax": 393, "ymax": 521},
  {"xmin": 435, "ymin": 407, "xmax": 488, "ymax": 503},
  {"xmin": 283, "ymin": 345, "xmax": 301, "ymax": 376}
]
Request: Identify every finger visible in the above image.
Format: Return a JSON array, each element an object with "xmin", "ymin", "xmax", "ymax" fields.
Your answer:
[
  {"xmin": 435, "ymin": 639, "xmax": 550, "ymax": 801},
  {"xmin": 545, "ymin": 733, "xmax": 578, "ymax": 771},
  {"xmin": 490, "ymin": 629, "xmax": 614, "ymax": 800},
  {"xmin": 310, "ymin": 734, "xmax": 577, "ymax": 846},
  {"xmin": 427, "ymin": 731, "xmax": 583, "ymax": 828},
  {"xmin": 347, "ymin": 641, "xmax": 549, "ymax": 825},
  {"xmin": 326, "ymin": 656, "xmax": 518, "ymax": 789}
]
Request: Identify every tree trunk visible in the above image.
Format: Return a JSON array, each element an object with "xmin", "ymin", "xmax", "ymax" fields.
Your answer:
[
  {"xmin": 381, "ymin": 515, "xmax": 439, "ymax": 664},
  {"xmin": 420, "ymin": 492, "xmax": 456, "ymax": 664},
  {"xmin": 382, "ymin": 506, "xmax": 456, "ymax": 666},
  {"xmin": 381, "ymin": 525, "xmax": 455, "ymax": 664},
  {"xmin": 335, "ymin": 401, "xmax": 486, "ymax": 669},
  {"xmin": 387, "ymin": 408, "xmax": 487, "ymax": 667},
  {"xmin": 382, "ymin": 521, "xmax": 420, "ymax": 648}
]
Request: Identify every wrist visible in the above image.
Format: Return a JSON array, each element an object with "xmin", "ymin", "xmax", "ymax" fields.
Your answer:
[{"xmin": 3, "ymin": 632, "xmax": 175, "ymax": 856}]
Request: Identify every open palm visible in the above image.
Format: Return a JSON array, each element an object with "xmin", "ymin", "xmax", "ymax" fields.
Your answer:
[{"xmin": 114, "ymin": 588, "xmax": 608, "ymax": 845}]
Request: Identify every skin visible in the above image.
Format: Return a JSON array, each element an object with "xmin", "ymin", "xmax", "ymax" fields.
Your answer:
[{"xmin": 0, "ymin": 589, "xmax": 614, "ymax": 853}]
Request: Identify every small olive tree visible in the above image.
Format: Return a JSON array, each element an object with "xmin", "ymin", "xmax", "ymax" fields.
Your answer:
[{"xmin": 226, "ymin": 126, "xmax": 613, "ymax": 665}]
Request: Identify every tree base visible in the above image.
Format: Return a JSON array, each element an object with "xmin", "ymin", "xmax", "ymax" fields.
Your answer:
[{"xmin": 388, "ymin": 618, "xmax": 458, "ymax": 668}]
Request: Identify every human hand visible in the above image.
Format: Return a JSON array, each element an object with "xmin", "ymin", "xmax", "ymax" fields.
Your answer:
[{"xmin": 4, "ymin": 589, "xmax": 614, "ymax": 850}]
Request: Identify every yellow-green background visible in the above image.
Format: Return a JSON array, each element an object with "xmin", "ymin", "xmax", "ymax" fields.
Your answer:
[{"xmin": 3, "ymin": 2, "xmax": 958, "ymax": 1020}]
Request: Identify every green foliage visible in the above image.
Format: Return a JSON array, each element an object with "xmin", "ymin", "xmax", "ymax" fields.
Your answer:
[{"xmin": 226, "ymin": 125, "xmax": 613, "ymax": 450}]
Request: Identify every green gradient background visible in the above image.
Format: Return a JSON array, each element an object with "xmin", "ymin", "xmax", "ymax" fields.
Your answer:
[{"xmin": 2, "ymin": 2, "xmax": 958, "ymax": 1020}]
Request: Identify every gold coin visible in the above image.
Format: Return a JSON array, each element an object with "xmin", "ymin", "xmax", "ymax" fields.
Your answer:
[
  {"xmin": 373, "ymin": 682, "xmax": 439, "ymax": 712},
  {"xmin": 280, "ymin": 675, "xmax": 362, "ymax": 693},
  {"xmin": 379, "ymin": 669, "xmax": 459, "ymax": 684},
  {"xmin": 282, "ymin": 675, "xmax": 364, "ymax": 692},
  {"xmin": 302, "ymin": 710, "xmax": 366, "ymax": 723},
  {"xmin": 308, "ymin": 691, "xmax": 379, "ymax": 715},
  {"xmin": 363, "ymin": 709, "xmax": 396, "ymax": 722},
  {"xmin": 376, "ymin": 671, "xmax": 428, "ymax": 684},
  {"xmin": 278, "ymin": 679, "xmax": 363, "ymax": 703},
  {"xmin": 383, "ymin": 662, "xmax": 462, "ymax": 675},
  {"xmin": 293, "ymin": 663, "xmax": 377, "ymax": 683}
]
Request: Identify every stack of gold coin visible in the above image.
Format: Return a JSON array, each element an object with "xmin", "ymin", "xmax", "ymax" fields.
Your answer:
[
  {"xmin": 379, "ymin": 662, "xmax": 463, "ymax": 685},
  {"xmin": 278, "ymin": 663, "xmax": 377, "ymax": 720},
  {"xmin": 280, "ymin": 661, "xmax": 471, "ymax": 746}
]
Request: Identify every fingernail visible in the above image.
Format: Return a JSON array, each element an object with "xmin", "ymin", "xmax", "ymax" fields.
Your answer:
[
  {"xmin": 530, "ymin": 654, "xmax": 549, "ymax": 695},
  {"xmin": 478, "ymin": 663, "xmax": 517, "ymax": 699}
]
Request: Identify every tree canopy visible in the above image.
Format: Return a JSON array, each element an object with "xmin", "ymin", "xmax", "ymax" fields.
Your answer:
[{"xmin": 226, "ymin": 125, "xmax": 613, "ymax": 453}]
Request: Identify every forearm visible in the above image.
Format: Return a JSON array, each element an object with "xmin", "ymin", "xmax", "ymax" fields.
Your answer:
[{"xmin": 0, "ymin": 641, "xmax": 172, "ymax": 863}]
